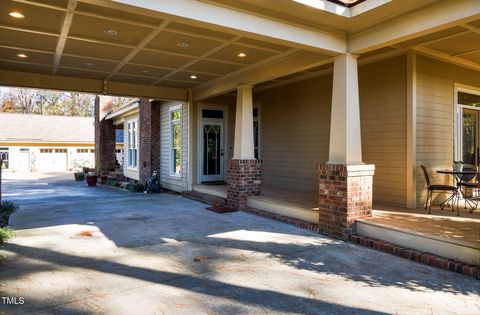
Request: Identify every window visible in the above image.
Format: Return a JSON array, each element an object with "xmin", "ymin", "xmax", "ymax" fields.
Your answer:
[
  {"xmin": 0, "ymin": 148, "xmax": 9, "ymax": 169},
  {"xmin": 170, "ymin": 106, "xmax": 182, "ymax": 176},
  {"xmin": 55, "ymin": 149, "xmax": 67, "ymax": 153},
  {"xmin": 40, "ymin": 149, "xmax": 53, "ymax": 153},
  {"xmin": 77, "ymin": 149, "xmax": 89, "ymax": 153},
  {"xmin": 127, "ymin": 119, "xmax": 138, "ymax": 168},
  {"xmin": 90, "ymin": 149, "xmax": 95, "ymax": 153}
]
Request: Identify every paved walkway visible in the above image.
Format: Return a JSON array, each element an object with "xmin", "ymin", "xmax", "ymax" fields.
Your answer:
[{"xmin": 0, "ymin": 173, "xmax": 479, "ymax": 314}]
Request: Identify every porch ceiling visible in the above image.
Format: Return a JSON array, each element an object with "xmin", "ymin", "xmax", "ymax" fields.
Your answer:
[{"xmin": 0, "ymin": 0, "xmax": 333, "ymax": 99}]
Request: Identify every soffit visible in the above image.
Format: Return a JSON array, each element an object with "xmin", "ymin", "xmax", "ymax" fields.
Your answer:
[{"xmin": 0, "ymin": 0, "xmax": 331, "ymax": 93}]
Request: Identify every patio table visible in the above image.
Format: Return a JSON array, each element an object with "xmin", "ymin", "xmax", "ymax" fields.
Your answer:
[{"xmin": 437, "ymin": 169, "xmax": 477, "ymax": 214}]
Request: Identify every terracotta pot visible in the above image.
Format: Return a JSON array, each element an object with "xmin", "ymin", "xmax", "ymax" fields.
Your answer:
[{"xmin": 86, "ymin": 176, "xmax": 98, "ymax": 186}]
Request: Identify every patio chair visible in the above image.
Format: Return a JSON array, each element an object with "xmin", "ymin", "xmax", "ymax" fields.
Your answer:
[{"xmin": 421, "ymin": 165, "xmax": 457, "ymax": 214}]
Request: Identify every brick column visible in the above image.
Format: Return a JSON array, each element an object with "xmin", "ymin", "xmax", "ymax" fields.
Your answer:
[
  {"xmin": 139, "ymin": 99, "xmax": 160, "ymax": 183},
  {"xmin": 94, "ymin": 95, "xmax": 116, "ymax": 172},
  {"xmin": 318, "ymin": 163, "xmax": 375, "ymax": 239},
  {"xmin": 227, "ymin": 159, "xmax": 261, "ymax": 210}
]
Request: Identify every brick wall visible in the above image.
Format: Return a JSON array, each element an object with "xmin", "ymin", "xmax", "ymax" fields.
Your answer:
[
  {"xmin": 227, "ymin": 159, "xmax": 262, "ymax": 209},
  {"xmin": 318, "ymin": 163, "xmax": 375, "ymax": 239},
  {"xmin": 139, "ymin": 98, "xmax": 161, "ymax": 183},
  {"xmin": 94, "ymin": 96, "xmax": 116, "ymax": 172}
]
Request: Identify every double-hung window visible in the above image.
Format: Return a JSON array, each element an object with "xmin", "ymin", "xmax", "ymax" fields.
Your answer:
[
  {"xmin": 170, "ymin": 106, "xmax": 182, "ymax": 177},
  {"xmin": 127, "ymin": 119, "xmax": 138, "ymax": 168}
]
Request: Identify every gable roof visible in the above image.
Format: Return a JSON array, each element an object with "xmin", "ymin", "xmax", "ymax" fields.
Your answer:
[{"xmin": 0, "ymin": 113, "xmax": 94, "ymax": 144}]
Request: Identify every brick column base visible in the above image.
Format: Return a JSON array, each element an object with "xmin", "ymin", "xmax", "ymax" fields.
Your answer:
[
  {"xmin": 318, "ymin": 163, "xmax": 375, "ymax": 239},
  {"xmin": 227, "ymin": 159, "xmax": 262, "ymax": 210}
]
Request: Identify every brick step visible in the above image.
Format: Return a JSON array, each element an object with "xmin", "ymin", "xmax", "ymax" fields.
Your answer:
[
  {"xmin": 349, "ymin": 234, "xmax": 479, "ymax": 280},
  {"xmin": 183, "ymin": 190, "xmax": 227, "ymax": 207}
]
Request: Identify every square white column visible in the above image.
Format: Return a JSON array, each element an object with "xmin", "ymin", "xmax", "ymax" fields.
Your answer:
[
  {"xmin": 328, "ymin": 53, "xmax": 363, "ymax": 164},
  {"xmin": 233, "ymin": 85, "xmax": 255, "ymax": 160}
]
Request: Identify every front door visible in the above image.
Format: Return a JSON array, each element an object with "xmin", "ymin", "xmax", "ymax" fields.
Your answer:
[{"xmin": 201, "ymin": 121, "xmax": 224, "ymax": 182}]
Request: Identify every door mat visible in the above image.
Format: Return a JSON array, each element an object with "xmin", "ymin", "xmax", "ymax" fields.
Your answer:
[{"xmin": 206, "ymin": 206, "xmax": 237, "ymax": 214}]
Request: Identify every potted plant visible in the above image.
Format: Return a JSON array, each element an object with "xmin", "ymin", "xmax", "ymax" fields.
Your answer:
[
  {"xmin": 86, "ymin": 172, "xmax": 98, "ymax": 186},
  {"xmin": 96, "ymin": 164, "xmax": 108, "ymax": 184}
]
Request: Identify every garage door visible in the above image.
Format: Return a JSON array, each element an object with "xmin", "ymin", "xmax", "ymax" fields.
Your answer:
[{"xmin": 37, "ymin": 149, "xmax": 67, "ymax": 172}]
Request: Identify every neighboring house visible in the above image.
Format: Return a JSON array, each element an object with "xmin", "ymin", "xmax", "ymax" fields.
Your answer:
[
  {"xmin": 2, "ymin": 0, "xmax": 480, "ymax": 243},
  {"xmin": 0, "ymin": 113, "xmax": 97, "ymax": 172}
]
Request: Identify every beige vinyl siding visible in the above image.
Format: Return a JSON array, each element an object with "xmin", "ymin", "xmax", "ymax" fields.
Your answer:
[
  {"xmin": 415, "ymin": 55, "xmax": 480, "ymax": 206},
  {"xmin": 359, "ymin": 55, "xmax": 407, "ymax": 205},
  {"xmin": 255, "ymin": 74, "xmax": 332, "ymax": 193},
  {"xmin": 160, "ymin": 101, "xmax": 188, "ymax": 192}
]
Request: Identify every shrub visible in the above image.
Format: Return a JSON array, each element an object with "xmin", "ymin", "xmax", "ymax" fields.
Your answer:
[
  {"xmin": 0, "ymin": 201, "xmax": 18, "ymax": 228},
  {"xmin": 74, "ymin": 172, "xmax": 85, "ymax": 181},
  {"xmin": 0, "ymin": 227, "xmax": 15, "ymax": 244},
  {"xmin": 107, "ymin": 180, "xmax": 118, "ymax": 187},
  {"xmin": 126, "ymin": 183, "xmax": 145, "ymax": 192}
]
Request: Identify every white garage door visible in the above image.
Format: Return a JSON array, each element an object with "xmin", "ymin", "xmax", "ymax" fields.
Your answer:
[
  {"xmin": 37, "ymin": 149, "xmax": 67, "ymax": 172},
  {"xmin": 17, "ymin": 149, "xmax": 30, "ymax": 172}
]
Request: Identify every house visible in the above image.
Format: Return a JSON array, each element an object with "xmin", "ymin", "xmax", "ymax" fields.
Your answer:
[
  {"xmin": 0, "ymin": 0, "xmax": 479, "ymax": 249},
  {"xmin": 0, "ymin": 113, "xmax": 103, "ymax": 172}
]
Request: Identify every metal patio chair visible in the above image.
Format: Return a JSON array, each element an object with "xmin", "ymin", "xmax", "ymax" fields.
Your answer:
[{"xmin": 421, "ymin": 165, "xmax": 458, "ymax": 214}]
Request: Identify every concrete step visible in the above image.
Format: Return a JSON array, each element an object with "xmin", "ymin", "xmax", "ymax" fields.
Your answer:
[{"xmin": 355, "ymin": 219, "xmax": 480, "ymax": 266}]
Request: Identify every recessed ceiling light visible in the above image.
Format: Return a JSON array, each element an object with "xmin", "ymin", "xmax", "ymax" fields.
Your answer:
[
  {"xmin": 9, "ymin": 11, "xmax": 25, "ymax": 19},
  {"xmin": 16, "ymin": 53, "xmax": 28, "ymax": 58},
  {"xmin": 141, "ymin": 70, "xmax": 150, "ymax": 74},
  {"xmin": 177, "ymin": 42, "xmax": 189, "ymax": 48},
  {"xmin": 84, "ymin": 62, "xmax": 95, "ymax": 67},
  {"xmin": 104, "ymin": 28, "xmax": 118, "ymax": 36},
  {"xmin": 237, "ymin": 52, "xmax": 247, "ymax": 58},
  {"xmin": 190, "ymin": 75, "xmax": 197, "ymax": 79}
]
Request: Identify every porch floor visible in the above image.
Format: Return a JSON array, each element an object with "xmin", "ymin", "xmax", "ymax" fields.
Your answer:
[{"xmin": 190, "ymin": 184, "xmax": 479, "ymax": 264}]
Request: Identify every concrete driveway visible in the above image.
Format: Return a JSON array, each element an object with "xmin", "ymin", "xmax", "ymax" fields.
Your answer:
[{"xmin": 0, "ymin": 173, "xmax": 479, "ymax": 314}]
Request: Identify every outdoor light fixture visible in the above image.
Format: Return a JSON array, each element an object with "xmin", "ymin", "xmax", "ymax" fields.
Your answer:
[
  {"xmin": 9, "ymin": 11, "xmax": 25, "ymax": 18},
  {"xmin": 141, "ymin": 70, "xmax": 150, "ymax": 74},
  {"xmin": 190, "ymin": 75, "xmax": 197, "ymax": 79},
  {"xmin": 16, "ymin": 53, "xmax": 28, "ymax": 58},
  {"xmin": 177, "ymin": 42, "xmax": 189, "ymax": 48},
  {"xmin": 84, "ymin": 62, "xmax": 95, "ymax": 67},
  {"xmin": 104, "ymin": 28, "xmax": 118, "ymax": 36},
  {"xmin": 237, "ymin": 52, "xmax": 247, "ymax": 58}
]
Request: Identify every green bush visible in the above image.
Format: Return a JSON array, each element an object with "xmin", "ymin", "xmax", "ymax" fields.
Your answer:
[
  {"xmin": 74, "ymin": 172, "xmax": 85, "ymax": 181},
  {"xmin": 126, "ymin": 183, "xmax": 145, "ymax": 192},
  {"xmin": 0, "ymin": 227, "xmax": 14, "ymax": 244},
  {"xmin": 0, "ymin": 201, "xmax": 18, "ymax": 228},
  {"xmin": 107, "ymin": 180, "xmax": 118, "ymax": 187}
]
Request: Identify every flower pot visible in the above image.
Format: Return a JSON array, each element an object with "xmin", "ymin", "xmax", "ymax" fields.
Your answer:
[
  {"xmin": 453, "ymin": 162, "xmax": 463, "ymax": 172},
  {"xmin": 86, "ymin": 175, "xmax": 98, "ymax": 186},
  {"xmin": 100, "ymin": 175, "xmax": 108, "ymax": 184}
]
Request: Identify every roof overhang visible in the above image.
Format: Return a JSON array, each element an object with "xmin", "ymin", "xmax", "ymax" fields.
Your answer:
[{"xmin": 105, "ymin": 99, "xmax": 139, "ymax": 121}]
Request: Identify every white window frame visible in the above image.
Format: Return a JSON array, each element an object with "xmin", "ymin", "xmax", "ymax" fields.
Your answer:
[
  {"xmin": 454, "ymin": 83, "xmax": 480, "ymax": 162},
  {"xmin": 170, "ymin": 105, "xmax": 182, "ymax": 177},
  {"xmin": 126, "ymin": 118, "xmax": 139, "ymax": 170}
]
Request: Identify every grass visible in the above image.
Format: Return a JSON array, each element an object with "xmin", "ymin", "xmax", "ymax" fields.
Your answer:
[{"xmin": 0, "ymin": 227, "xmax": 15, "ymax": 244}]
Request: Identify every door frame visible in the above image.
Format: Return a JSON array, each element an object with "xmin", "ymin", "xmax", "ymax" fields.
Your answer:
[
  {"xmin": 197, "ymin": 104, "xmax": 229, "ymax": 183},
  {"xmin": 454, "ymin": 83, "xmax": 480, "ymax": 162}
]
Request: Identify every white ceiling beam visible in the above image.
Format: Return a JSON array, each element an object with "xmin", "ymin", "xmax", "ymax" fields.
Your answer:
[
  {"xmin": 0, "ymin": 68, "xmax": 188, "ymax": 100},
  {"xmin": 414, "ymin": 46, "xmax": 480, "ymax": 73},
  {"xmin": 348, "ymin": 0, "xmax": 480, "ymax": 54},
  {"xmin": 193, "ymin": 51, "xmax": 333, "ymax": 101},
  {"xmin": 52, "ymin": 0, "xmax": 77, "ymax": 75},
  {"xmin": 112, "ymin": 0, "xmax": 346, "ymax": 54}
]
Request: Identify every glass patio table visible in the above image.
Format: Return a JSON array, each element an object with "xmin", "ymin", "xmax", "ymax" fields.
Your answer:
[{"xmin": 437, "ymin": 169, "xmax": 477, "ymax": 213}]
